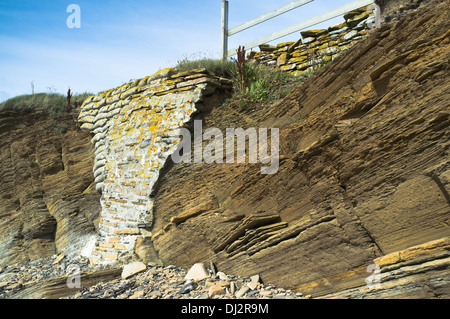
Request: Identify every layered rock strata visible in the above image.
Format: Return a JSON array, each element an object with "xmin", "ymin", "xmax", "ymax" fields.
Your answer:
[
  {"xmin": 149, "ymin": 0, "xmax": 450, "ymax": 297},
  {"xmin": 0, "ymin": 110, "xmax": 100, "ymax": 266},
  {"xmin": 78, "ymin": 68, "xmax": 231, "ymax": 264},
  {"xmin": 320, "ymin": 237, "xmax": 450, "ymax": 298}
]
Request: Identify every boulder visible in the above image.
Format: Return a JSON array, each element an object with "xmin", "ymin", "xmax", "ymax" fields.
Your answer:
[
  {"xmin": 185, "ymin": 263, "xmax": 210, "ymax": 282},
  {"xmin": 121, "ymin": 261, "xmax": 147, "ymax": 279}
]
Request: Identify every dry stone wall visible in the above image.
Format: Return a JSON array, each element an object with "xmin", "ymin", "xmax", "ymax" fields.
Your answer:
[
  {"xmin": 78, "ymin": 68, "xmax": 232, "ymax": 264},
  {"xmin": 247, "ymin": 5, "xmax": 376, "ymax": 76},
  {"xmin": 76, "ymin": 4, "xmax": 375, "ymax": 266}
]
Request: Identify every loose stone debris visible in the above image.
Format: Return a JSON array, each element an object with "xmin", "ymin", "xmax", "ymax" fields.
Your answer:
[{"xmin": 0, "ymin": 255, "xmax": 305, "ymax": 299}]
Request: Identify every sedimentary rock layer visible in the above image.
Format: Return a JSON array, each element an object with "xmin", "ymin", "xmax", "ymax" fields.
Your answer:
[
  {"xmin": 0, "ymin": 111, "xmax": 100, "ymax": 266},
  {"xmin": 150, "ymin": 0, "xmax": 450, "ymax": 297}
]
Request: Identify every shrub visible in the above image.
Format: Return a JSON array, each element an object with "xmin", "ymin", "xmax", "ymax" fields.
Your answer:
[
  {"xmin": 234, "ymin": 63, "xmax": 301, "ymax": 106},
  {"xmin": 71, "ymin": 92, "xmax": 94, "ymax": 106}
]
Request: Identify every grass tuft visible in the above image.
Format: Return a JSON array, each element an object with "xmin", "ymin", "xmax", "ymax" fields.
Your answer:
[
  {"xmin": 175, "ymin": 57, "xmax": 304, "ymax": 108},
  {"xmin": 0, "ymin": 92, "xmax": 94, "ymax": 115},
  {"xmin": 176, "ymin": 58, "xmax": 236, "ymax": 77}
]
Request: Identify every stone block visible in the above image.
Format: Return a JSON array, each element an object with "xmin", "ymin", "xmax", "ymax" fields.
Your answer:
[
  {"xmin": 102, "ymin": 253, "xmax": 118, "ymax": 260},
  {"xmin": 185, "ymin": 263, "xmax": 210, "ymax": 281},
  {"xmin": 259, "ymin": 44, "xmax": 276, "ymax": 52},
  {"xmin": 108, "ymin": 236, "xmax": 122, "ymax": 243},
  {"xmin": 276, "ymin": 53, "xmax": 290, "ymax": 66},
  {"xmin": 301, "ymin": 29, "xmax": 328, "ymax": 38},
  {"xmin": 114, "ymin": 228, "xmax": 140, "ymax": 235}
]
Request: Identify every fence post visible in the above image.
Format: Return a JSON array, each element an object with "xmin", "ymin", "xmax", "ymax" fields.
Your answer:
[{"xmin": 221, "ymin": 0, "xmax": 229, "ymax": 60}]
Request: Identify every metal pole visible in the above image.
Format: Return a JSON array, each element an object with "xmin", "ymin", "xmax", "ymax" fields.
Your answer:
[
  {"xmin": 228, "ymin": 0, "xmax": 313, "ymax": 36},
  {"xmin": 227, "ymin": 0, "xmax": 374, "ymax": 57},
  {"xmin": 221, "ymin": 0, "xmax": 229, "ymax": 60}
]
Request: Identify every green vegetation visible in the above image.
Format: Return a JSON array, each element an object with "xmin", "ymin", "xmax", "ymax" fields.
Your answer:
[
  {"xmin": 0, "ymin": 91, "xmax": 93, "ymax": 135},
  {"xmin": 0, "ymin": 92, "xmax": 93, "ymax": 114},
  {"xmin": 175, "ymin": 57, "xmax": 304, "ymax": 109},
  {"xmin": 176, "ymin": 58, "xmax": 236, "ymax": 77},
  {"xmin": 234, "ymin": 63, "xmax": 300, "ymax": 105},
  {"xmin": 55, "ymin": 125, "xmax": 68, "ymax": 134},
  {"xmin": 0, "ymin": 93, "xmax": 65, "ymax": 113}
]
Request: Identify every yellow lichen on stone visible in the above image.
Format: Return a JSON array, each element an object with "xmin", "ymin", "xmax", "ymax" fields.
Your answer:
[{"xmin": 77, "ymin": 66, "xmax": 224, "ymax": 264}]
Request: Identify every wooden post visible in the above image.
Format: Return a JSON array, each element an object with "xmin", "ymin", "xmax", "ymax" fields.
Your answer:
[
  {"xmin": 221, "ymin": 0, "xmax": 229, "ymax": 61},
  {"xmin": 67, "ymin": 88, "xmax": 72, "ymax": 112}
]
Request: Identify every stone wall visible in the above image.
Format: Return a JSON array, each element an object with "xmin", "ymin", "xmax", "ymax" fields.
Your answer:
[
  {"xmin": 78, "ymin": 68, "xmax": 231, "ymax": 264},
  {"xmin": 76, "ymin": 4, "xmax": 376, "ymax": 266},
  {"xmin": 247, "ymin": 5, "xmax": 375, "ymax": 76}
]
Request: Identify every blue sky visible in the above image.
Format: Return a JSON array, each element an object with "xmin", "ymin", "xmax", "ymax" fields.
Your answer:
[{"xmin": 0, "ymin": 0, "xmax": 353, "ymax": 102}]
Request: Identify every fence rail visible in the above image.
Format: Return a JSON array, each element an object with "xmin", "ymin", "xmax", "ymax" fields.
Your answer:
[{"xmin": 221, "ymin": 0, "xmax": 375, "ymax": 59}]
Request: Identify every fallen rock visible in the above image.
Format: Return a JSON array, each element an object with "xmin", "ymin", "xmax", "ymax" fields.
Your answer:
[
  {"xmin": 129, "ymin": 290, "xmax": 145, "ymax": 299},
  {"xmin": 259, "ymin": 290, "xmax": 273, "ymax": 297},
  {"xmin": 51, "ymin": 254, "xmax": 65, "ymax": 265},
  {"xmin": 216, "ymin": 271, "xmax": 230, "ymax": 281},
  {"xmin": 121, "ymin": 262, "xmax": 147, "ymax": 279},
  {"xmin": 208, "ymin": 284, "xmax": 225, "ymax": 298},
  {"xmin": 179, "ymin": 281, "xmax": 198, "ymax": 294},
  {"xmin": 247, "ymin": 274, "xmax": 260, "ymax": 290},
  {"xmin": 184, "ymin": 263, "xmax": 210, "ymax": 282},
  {"xmin": 235, "ymin": 286, "xmax": 250, "ymax": 298},
  {"xmin": 230, "ymin": 281, "xmax": 236, "ymax": 295}
]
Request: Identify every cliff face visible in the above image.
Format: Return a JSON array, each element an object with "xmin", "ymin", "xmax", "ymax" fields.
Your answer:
[
  {"xmin": 0, "ymin": 110, "xmax": 100, "ymax": 266},
  {"xmin": 150, "ymin": 0, "xmax": 450, "ymax": 297},
  {"xmin": 1, "ymin": 0, "xmax": 449, "ymax": 299}
]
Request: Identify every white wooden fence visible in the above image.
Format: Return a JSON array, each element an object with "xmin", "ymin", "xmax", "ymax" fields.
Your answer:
[{"xmin": 221, "ymin": 0, "xmax": 375, "ymax": 59}]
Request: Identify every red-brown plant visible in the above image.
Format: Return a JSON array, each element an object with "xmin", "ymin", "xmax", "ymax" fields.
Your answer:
[
  {"xmin": 66, "ymin": 88, "xmax": 72, "ymax": 112},
  {"xmin": 236, "ymin": 45, "xmax": 247, "ymax": 92}
]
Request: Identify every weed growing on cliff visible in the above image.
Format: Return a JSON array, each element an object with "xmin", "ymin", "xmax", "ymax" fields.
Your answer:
[
  {"xmin": 175, "ymin": 55, "xmax": 302, "ymax": 109},
  {"xmin": 233, "ymin": 63, "xmax": 301, "ymax": 107},
  {"xmin": 235, "ymin": 46, "xmax": 247, "ymax": 92},
  {"xmin": 56, "ymin": 125, "xmax": 68, "ymax": 134}
]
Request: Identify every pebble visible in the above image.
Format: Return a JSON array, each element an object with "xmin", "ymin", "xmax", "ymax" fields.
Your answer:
[
  {"xmin": 121, "ymin": 261, "xmax": 146, "ymax": 279},
  {"xmin": 216, "ymin": 271, "xmax": 229, "ymax": 281},
  {"xmin": 235, "ymin": 286, "xmax": 250, "ymax": 298},
  {"xmin": 208, "ymin": 284, "xmax": 225, "ymax": 298},
  {"xmin": 0, "ymin": 257, "xmax": 307, "ymax": 300},
  {"xmin": 179, "ymin": 282, "xmax": 197, "ymax": 294}
]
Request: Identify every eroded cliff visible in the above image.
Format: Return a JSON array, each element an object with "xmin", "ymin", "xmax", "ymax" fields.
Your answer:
[
  {"xmin": 1, "ymin": 0, "xmax": 449, "ymax": 299},
  {"xmin": 0, "ymin": 110, "xmax": 100, "ymax": 266},
  {"xmin": 150, "ymin": 0, "xmax": 450, "ymax": 297}
]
